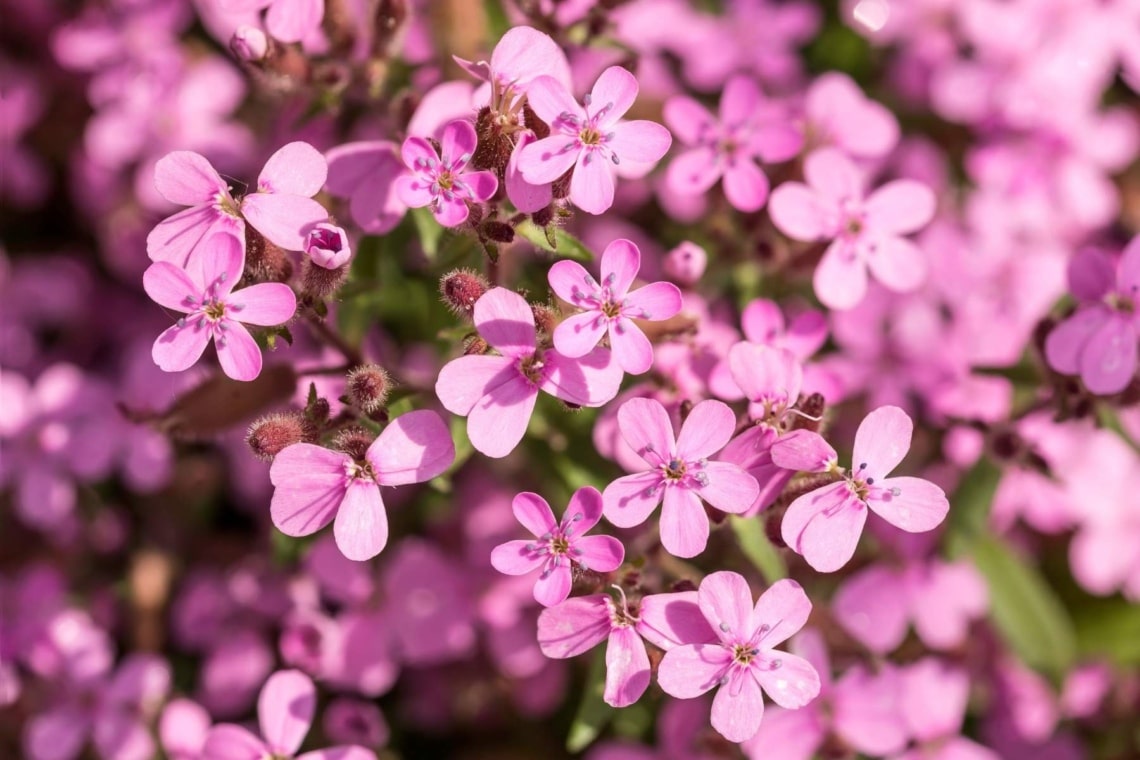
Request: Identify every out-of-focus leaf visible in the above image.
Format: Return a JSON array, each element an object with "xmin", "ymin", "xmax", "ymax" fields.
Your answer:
[
  {"xmin": 566, "ymin": 646, "xmax": 613, "ymax": 753},
  {"xmin": 1073, "ymin": 596, "xmax": 1140, "ymax": 665},
  {"xmin": 730, "ymin": 516, "xmax": 787, "ymax": 583},
  {"xmin": 946, "ymin": 457, "xmax": 1003, "ymax": 538},
  {"xmin": 483, "ymin": 0, "xmax": 510, "ymax": 38},
  {"xmin": 516, "ymin": 220, "xmax": 594, "ymax": 261},
  {"xmin": 411, "ymin": 206, "xmax": 444, "ymax": 259},
  {"xmin": 158, "ymin": 365, "xmax": 296, "ymax": 440}
]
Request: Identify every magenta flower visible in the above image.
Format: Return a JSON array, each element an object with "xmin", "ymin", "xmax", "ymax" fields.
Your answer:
[
  {"xmin": 305, "ymin": 223, "xmax": 351, "ymax": 269},
  {"xmin": 537, "ymin": 589, "xmax": 717, "ymax": 708},
  {"xmin": 770, "ymin": 406, "xmax": 950, "ymax": 572},
  {"xmin": 1045, "ymin": 241, "xmax": 1140, "ymax": 394},
  {"xmin": 269, "ymin": 410, "xmax": 455, "ymax": 561},
  {"xmin": 664, "ymin": 74, "xmax": 802, "ymax": 212},
  {"xmin": 218, "ymin": 0, "xmax": 325, "ymax": 44},
  {"xmin": 435, "ymin": 287, "xmax": 623, "ymax": 458},
  {"xmin": 202, "ymin": 669, "xmax": 376, "ymax": 760},
  {"xmin": 148, "ymin": 142, "xmax": 329, "ymax": 265},
  {"xmin": 768, "ymin": 148, "xmax": 936, "ymax": 310},
  {"xmin": 517, "ymin": 66, "xmax": 672, "ymax": 215},
  {"xmin": 602, "ymin": 397, "xmax": 759, "ymax": 558},
  {"xmin": 395, "ymin": 120, "xmax": 498, "ymax": 227},
  {"xmin": 143, "ymin": 232, "xmax": 297, "ymax": 381},
  {"xmin": 657, "ymin": 573, "xmax": 821, "ymax": 744},
  {"xmin": 549, "ymin": 238, "xmax": 683, "ymax": 374},
  {"xmin": 490, "ymin": 488, "xmax": 624, "ymax": 607}
]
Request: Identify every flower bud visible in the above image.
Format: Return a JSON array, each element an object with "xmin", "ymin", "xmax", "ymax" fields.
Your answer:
[
  {"xmin": 531, "ymin": 302, "xmax": 557, "ymax": 336},
  {"xmin": 530, "ymin": 204, "xmax": 555, "ymax": 228},
  {"xmin": 332, "ymin": 427, "xmax": 374, "ymax": 461},
  {"xmin": 306, "ymin": 223, "xmax": 352, "ymax": 269},
  {"xmin": 463, "ymin": 335, "xmax": 489, "ymax": 355},
  {"xmin": 440, "ymin": 269, "xmax": 488, "ymax": 318},
  {"xmin": 246, "ymin": 412, "xmax": 315, "ymax": 460},
  {"xmin": 231, "ymin": 26, "xmax": 269, "ymax": 63},
  {"xmin": 301, "ymin": 259, "xmax": 349, "ymax": 300},
  {"xmin": 481, "ymin": 220, "xmax": 515, "ymax": 244},
  {"xmin": 665, "ymin": 241, "xmax": 707, "ymax": 285},
  {"xmin": 346, "ymin": 364, "xmax": 391, "ymax": 413}
]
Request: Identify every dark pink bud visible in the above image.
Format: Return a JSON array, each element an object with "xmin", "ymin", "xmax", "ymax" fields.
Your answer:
[
  {"xmin": 346, "ymin": 364, "xmax": 391, "ymax": 413},
  {"xmin": 231, "ymin": 26, "xmax": 269, "ymax": 62},
  {"xmin": 665, "ymin": 241, "xmax": 707, "ymax": 285},
  {"xmin": 306, "ymin": 223, "xmax": 352, "ymax": 269},
  {"xmin": 332, "ymin": 427, "xmax": 375, "ymax": 461},
  {"xmin": 440, "ymin": 269, "xmax": 489, "ymax": 318},
  {"xmin": 246, "ymin": 413, "xmax": 314, "ymax": 460}
]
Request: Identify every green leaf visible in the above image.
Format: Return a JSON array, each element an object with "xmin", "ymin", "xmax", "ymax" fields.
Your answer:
[
  {"xmin": 516, "ymin": 220, "xmax": 594, "ymax": 261},
  {"xmin": 730, "ymin": 515, "xmax": 787, "ymax": 584},
  {"xmin": 1073, "ymin": 596, "xmax": 1140, "ymax": 666},
  {"xmin": 946, "ymin": 457, "xmax": 1003, "ymax": 539},
  {"xmin": 566, "ymin": 647, "xmax": 613, "ymax": 753},
  {"xmin": 410, "ymin": 206, "xmax": 444, "ymax": 259}
]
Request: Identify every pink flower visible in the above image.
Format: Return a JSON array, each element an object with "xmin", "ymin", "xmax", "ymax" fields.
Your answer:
[
  {"xmin": 771, "ymin": 406, "xmax": 951, "ymax": 572},
  {"xmin": 602, "ymin": 397, "xmax": 760, "ymax": 557},
  {"xmin": 549, "ymin": 238, "xmax": 683, "ymax": 374},
  {"xmin": 218, "ymin": 0, "xmax": 324, "ymax": 44},
  {"xmin": 324, "ymin": 141, "xmax": 408, "ymax": 234},
  {"xmin": 768, "ymin": 148, "xmax": 936, "ymax": 310},
  {"xmin": 202, "ymin": 669, "xmax": 377, "ymax": 760},
  {"xmin": 490, "ymin": 487, "xmax": 625, "ymax": 607},
  {"xmin": 664, "ymin": 75, "xmax": 802, "ymax": 212},
  {"xmin": 148, "ymin": 142, "xmax": 329, "ymax": 265},
  {"xmin": 305, "ymin": 223, "xmax": 351, "ymax": 269},
  {"xmin": 435, "ymin": 287, "xmax": 623, "ymax": 458},
  {"xmin": 143, "ymin": 232, "xmax": 297, "ymax": 381},
  {"xmin": 159, "ymin": 699, "xmax": 211, "ymax": 760},
  {"xmin": 269, "ymin": 410, "xmax": 455, "ymax": 561},
  {"xmin": 657, "ymin": 573, "xmax": 821, "ymax": 744},
  {"xmin": 537, "ymin": 589, "xmax": 716, "ymax": 708},
  {"xmin": 395, "ymin": 120, "xmax": 498, "ymax": 227},
  {"xmin": 891, "ymin": 659, "xmax": 999, "ymax": 760},
  {"xmin": 1045, "ymin": 241, "xmax": 1140, "ymax": 394},
  {"xmin": 804, "ymin": 72, "xmax": 900, "ymax": 159},
  {"xmin": 518, "ymin": 66, "xmax": 672, "ymax": 215}
]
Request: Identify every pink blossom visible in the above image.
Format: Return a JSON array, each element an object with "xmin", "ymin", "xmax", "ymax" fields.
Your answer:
[
  {"xmin": 518, "ymin": 66, "xmax": 672, "ymax": 215},
  {"xmin": 549, "ymin": 238, "xmax": 683, "ymax": 374},
  {"xmin": 1045, "ymin": 240, "xmax": 1140, "ymax": 394},
  {"xmin": 664, "ymin": 241, "xmax": 708, "ymax": 285},
  {"xmin": 769, "ymin": 148, "xmax": 936, "ymax": 310},
  {"xmin": 804, "ymin": 72, "xmax": 900, "ymax": 159},
  {"xmin": 269, "ymin": 410, "xmax": 455, "ymax": 561},
  {"xmin": 148, "ymin": 142, "xmax": 328, "ymax": 264},
  {"xmin": 664, "ymin": 74, "xmax": 802, "ymax": 212},
  {"xmin": 395, "ymin": 120, "xmax": 498, "ymax": 227},
  {"xmin": 490, "ymin": 488, "xmax": 624, "ymax": 607},
  {"xmin": 657, "ymin": 573, "xmax": 821, "ymax": 744},
  {"xmin": 218, "ymin": 0, "xmax": 324, "ymax": 44},
  {"xmin": 738, "ymin": 298, "xmax": 828, "ymax": 360},
  {"xmin": 305, "ymin": 223, "xmax": 351, "ymax": 269},
  {"xmin": 382, "ymin": 539, "xmax": 477, "ymax": 665},
  {"xmin": 771, "ymin": 406, "xmax": 950, "ymax": 572},
  {"xmin": 143, "ymin": 231, "xmax": 297, "ymax": 381},
  {"xmin": 435, "ymin": 287, "xmax": 623, "ymax": 458},
  {"xmin": 324, "ymin": 141, "xmax": 408, "ymax": 234},
  {"xmin": 159, "ymin": 699, "xmax": 211, "ymax": 760},
  {"xmin": 891, "ymin": 658, "xmax": 999, "ymax": 760},
  {"xmin": 603, "ymin": 397, "xmax": 760, "ymax": 557}
]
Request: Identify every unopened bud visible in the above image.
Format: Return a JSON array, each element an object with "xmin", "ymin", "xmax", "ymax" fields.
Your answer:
[
  {"xmin": 481, "ymin": 220, "xmax": 515, "ymax": 244},
  {"xmin": 306, "ymin": 223, "xmax": 352, "ymax": 269},
  {"xmin": 440, "ymin": 269, "xmax": 488, "ymax": 318},
  {"xmin": 463, "ymin": 335, "xmax": 490, "ymax": 355},
  {"xmin": 532, "ymin": 302, "xmax": 557, "ymax": 336},
  {"xmin": 665, "ymin": 241, "xmax": 707, "ymax": 285},
  {"xmin": 246, "ymin": 412, "xmax": 315, "ymax": 460},
  {"xmin": 472, "ymin": 106, "xmax": 515, "ymax": 175},
  {"xmin": 346, "ymin": 364, "xmax": 391, "ymax": 413},
  {"xmin": 246, "ymin": 226, "xmax": 292, "ymax": 283},
  {"xmin": 332, "ymin": 427, "xmax": 374, "ymax": 461},
  {"xmin": 231, "ymin": 26, "xmax": 269, "ymax": 62},
  {"xmin": 301, "ymin": 258, "xmax": 349, "ymax": 299}
]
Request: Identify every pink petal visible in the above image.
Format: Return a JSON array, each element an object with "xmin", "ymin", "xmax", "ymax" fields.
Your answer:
[
  {"xmin": 784, "ymin": 310, "xmax": 828, "ymax": 358},
  {"xmin": 803, "ymin": 147, "xmax": 863, "ymax": 202},
  {"xmin": 24, "ymin": 705, "xmax": 90, "ymax": 760},
  {"xmin": 657, "ymin": 643, "xmax": 732, "ymax": 698},
  {"xmin": 296, "ymin": 748, "xmax": 380, "ymax": 760},
  {"xmin": 241, "ymin": 193, "xmax": 328, "ymax": 251},
  {"xmin": 489, "ymin": 539, "xmax": 546, "ymax": 575},
  {"xmin": 367, "ymin": 409, "xmax": 454, "ymax": 486},
  {"xmin": 727, "ymin": 343, "xmax": 802, "ymax": 405},
  {"xmin": 866, "ymin": 235, "xmax": 927, "ymax": 294},
  {"xmin": 723, "ymin": 160, "xmax": 769, "ymax": 212},
  {"xmin": 616, "ymin": 397, "xmax": 676, "ymax": 467},
  {"xmin": 463, "ymin": 170, "xmax": 498, "ymax": 202},
  {"xmin": 215, "ymin": 321, "xmax": 263, "ymax": 381},
  {"xmin": 741, "ymin": 299, "xmax": 784, "ymax": 343},
  {"xmin": 602, "ymin": 471, "xmax": 664, "ymax": 528},
  {"xmin": 698, "ymin": 571, "xmax": 754, "ymax": 641},
  {"xmin": 623, "ymin": 281, "xmax": 683, "ymax": 321},
  {"xmin": 752, "ymin": 122, "xmax": 804, "ymax": 164},
  {"xmin": 719, "ymin": 75, "xmax": 761, "ymax": 127},
  {"xmin": 257, "ymin": 142, "xmax": 327, "ymax": 197},
  {"xmin": 432, "ymin": 195, "xmax": 470, "ymax": 227},
  {"xmin": 467, "ymin": 374, "xmax": 538, "ymax": 458},
  {"xmin": 523, "ymin": 75, "xmax": 584, "ymax": 128},
  {"xmin": 553, "ymin": 311, "xmax": 607, "ymax": 358},
  {"xmin": 435, "ymin": 354, "xmax": 516, "ymax": 415},
  {"xmin": 565, "ymin": 485, "xmax": 605, "ymax": 531},
  {"xmin": 190, "ymin": 231, "xmax": 245, "ymax": 295},
  {"xmin": 513, "ymin": 491, "xmax": 558, "ymax": 536},
  {"xmin": 852, "ymin": 405, "xmax": 913, "ymax": 481},
  {"xmin": 400, "ymin": 136, "xmax": 438, "ymax": 171},
  {"xmin": 574, "ymin": 535, "xmax": 625, "ymax": 573},
  {"xmin": 712, "ymin": 668, "xmax": 765, "ymax": 743},
  {"xmin": 742, "ymin": 705, "xmax": 825, "ymax": 760},
  {"xmin": 676, "ymin": 399, "xmax": 736, "ymax": 460},
  {"xmin": 201, "ymin": 725, "xmax": 267, "ymax": 760},
  {"xmin": 636, "ymin": 591, "xmax": 718, "ymax": 651},
  {"xmin": 1044, "ymin": 308, "xmax": 1111, "ymax": 375},
  {"xmin": 781, "ymin": 482, "xmax": 866, "ymax": 573},
  {"xmin": 270, "ymin": 444, "xmax": 348, "ymax": 537},
  {"xmin": 754, "ymin": 652, "xmax": 821, "ymax": 709},
  {"xmin": 910, "ymin": 562, "xmax": 988, "ymax": 650},
  {"xmin": 474, "ymin": 287, "xmax": 537, "ymax": 358},
  {"xmin": 570, "ymin": 151, "xmax": 616, "ymax": 215},
  {"xmin": 505, "ymin": 133, "xmax": 552, "ymax": 213},
  {"xmin": 770, "ymin": 430, "xmax": 837, "ymax": 472},
  {"xmin": 265, "ymin": 0, "xmax": 324, "ymax": 43},
  {"xmin": 664, "ymin": 96, "xmax": 716, "ymax": 145},
  {"xmin": 609, "ymin": 318, "xmax": 653, "ymax": 375},
  {"xmin": 831, "ymin": 665, "xmax": 908, "ymax": 755},
  {"xmin": 813, "ymin": 239, "xmax": 867, "ymax": 310},
  {"xmin": 751, "ymin": 579, "xmax": 812, "ymax": 648},
  {"xmin": 146, "ymin": 205, "xmax": 237, "ymax": 266},
  {"xmin": 666, "ymin": 147, "xmax": 722, "ymax": 195},
  {"xmin": 333, "ymin": 480, "xmax": 388, "ymax": 561},
  {"xmin": 548, "ymin": 258, "xmax": 595, "ymax": 304},
  {"xmin": 540, "ymin": 347, "xmax": 623, "ymax": 407},
  {"xmin": 769, "ymin": 182, "xmax": 831, "ymax": 241},
  {"xmin": 517, "ymin": 135, "xmax": 579, "ymax": 185},
  {"xmin": 696, "ymin": 461, "xmax": 759, "ymax": 515},
  {"xmin": 868, "ymin": 476, "xmax": 949, "ymax": 533},
  {"xmin": 834, "ymin": 101, "xmax": 898, "ymax": 158},
  {"xmin": 1120, "ymin": 236, "xmax": 1140, "ymax": 293},
  {"xmin": 600, "ymin": 238, "xmax": 641, "ymax": 297},
  {"xmin": 604, "ymin": 626, "xmax": 650, "ymax": 707},
  {"xmin": 832, "ymin": 565, "xmax": 909, "ymax": 653},
  {"xmin": 324, "ymin": 140, "xmax": 399, "ymax": 196},
  {"xmin": 1079, "ymin": 317, "xmax": 1138, "ymax": 394},
  {"xmin": 154, "ymin": 151, "xmax": 228, "ymax": 206},
  {"xmin": 229, "ymin": 283, "xmax": 296, "ymax": 326},
  {"xmin": 533, "ymin": 561, "xmax": 573, "ymax": 607},
  {"xmin": 608, "ymin": 120, "xmax": 672, "ymax": 164},
  {"xmin": 152, "ymin": 322, "xmax": 211, "ymax": 373},
  {"xmin": 440, "ymin": 120, "xmax": 477, "ymax": 164},
  {"xmin": 660, "ymin": 486, "xmax": 709, "ymax": 558},
  {"xmin": 158, "ymin": 699, "xmax": 210, "ymax": 758},
  {"xmin": 490, "ymin": 26, "xmax": 571, "ymax": 90},
  {"xmin": 143, "ymin": 262, "xmax": 199, "ymax": 313},
  {"xmin": 590, "ymin": 66, "xmax": 639, "ymax": 127},
  {"xmin": 864, "ymin": 180, "xmax": 936, "ymax": 236},
  {"xmin": 536, "ymin": 595, "xmax": 611, "ymax": 658},
  {"xmin": 259, "ymin": 669, "xmax": 315, "ymax": 755}
]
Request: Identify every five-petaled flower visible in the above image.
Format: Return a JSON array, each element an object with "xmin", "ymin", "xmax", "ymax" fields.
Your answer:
[{"xmin": 395, "ymin": 119, "xmax": 498, "ymax": 227}]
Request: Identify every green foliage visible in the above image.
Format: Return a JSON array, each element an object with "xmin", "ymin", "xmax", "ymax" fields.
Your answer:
[
  {"xmin": 730, "ymin": 515, "xmax": 787, "ymax": 584},
  {"xmin": 566, "ymin": 646, "xmax": 614, "ymax": 753},
  {"xmin": 516, "ymin": 220, "xmax": 595, "ymax": 261}
]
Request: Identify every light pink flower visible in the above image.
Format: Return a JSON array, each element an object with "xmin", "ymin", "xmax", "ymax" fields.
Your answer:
[
  {"xmin": 395, "ymin": 120, "xmax": 498, "ymax": 227},
  {"xmin": 269, "ymin": 410, "xmax": 455, "ymax": 561},
  {"xmin": 804, "ymin": 72, "xmax": 900, "ymax": 159},
  {"xmin": 435, "ymin": 287, "xmax": 623, "ymax": 458},
  {"xmin": 549, "ymin": 238, "xmax": 683, "ymax": 374},
  {"xmin": 491, "ymin": 488, "xmax": 624, "ymax": 607},
  {"xmin": 602, "ymin": 397, "xmax": 759, "ymax": 557},
  {"xmin": 324, "ymin": 141, "xmax": 408, "ymax": 234},
  {"xmin": 148, "ymin": 142, "xmax": 328, "ymax": 264},
  {"xmin": 159, "ymin": 699, "xmax": 210, "ymax": 760},
  {"xmin": 739, "ymin": 298, "xmax": 828, "ymax": 360},
  {"xmin": 202, "ymin": 669, "xmax": 377, "ymax": 760},
  {"xmin": 143, "ymin": 232, "xmax": 297, "ymax": 381},
  {"xmin": 518, "ymin": 66, "xmax": 672, "ymax": 215},
  {"xmin": 891, "ymin": 659, "xmax": 999, "ymax": 760},
  {"xmin": 769, "ymin": 148, "xmax": 936, "ymax": 310},
  {"xmin": 218, "ymin": 0, "xmax": 324, "ymax": 44},
  {"xmin": 771, "ymin": 406, "xmax": 951, "ymax": 572},
  {"xmin": 1045, "ymin": 241, "xmax": 1140, "ymax": 394},
  {"xmin": 657, "ymin": 573, "xmax": 821, "ymax": 744}
]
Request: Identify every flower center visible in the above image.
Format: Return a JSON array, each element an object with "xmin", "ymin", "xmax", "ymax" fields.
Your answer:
[
  {"xmin": 518, "ymin": 353, "xmax": 546, "ymax": 384},
  {"xmin": 204, "ymin": 300, "xmax": 227, "ymax": 321},
  {"xmin": 436, "ymin": 171, "xmax": 455, "ymax": 191},
  {"xmin": 580, "ymin": 127, "xmax": 603, "ymax": 146},
  {"xmin": 732, "ymin": 644, "xmax": 758, "ymax": 665},
  {"xmin": 664, "ymin": 457, "xmax": 687, "ymax": 479},
  {"xmin": 550, "ymin": 535, "xmax": 570, "ymax": 555}
]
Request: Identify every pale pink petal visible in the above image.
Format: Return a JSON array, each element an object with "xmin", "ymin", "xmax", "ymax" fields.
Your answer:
[
  {"xmin": 910, "ymin": 562, "xmax": 988, "ymax": 650},
  {"xmin": 741, "ymin": 299, "xmax": 784, "ymax": 343},
  {"xmin": 852, "ymin": 405, "xmax": 913, "ymax": 481},
  {"xmin": 565, "ymin": 485, "xmax": 605, "ymax": 530},
  {"xmin": 513, "ymin": 491, "xmax": 558, "ymax": 536},
  {"xmin": 467, "ymin": 374, "xmax": 538, "ymax": 458},
  {"xmin": 367, "ymin": 409, "xmax": 454, "ymax": 486},
  {"xmin": 590, "ymin": 66, "xmax": 639, "ymax": 127},
  {"xmin": 660, "ymin": 486, "xmax": 709, "ymax": 558},
  {"xmin": 463, "ymin": 170, "xmax": 498, "ymax": 202},
  {"xmin": 784, "ymin": 310, "xmax": 828, "ymax": 358},
  {"xmin": 712, "ymin": 669, "xmax": 766, "ymax": 743},
  {"xmin": 742, "ymin": 705, "xmax": 825, "ymax": 760},
  {"xmin": 159, "ymin": 699, "xmax": 210, "ymax": 759},
  {"xmin": 473, "ymin": 287, "xmax": 537, "ymax": 358},
  {"xmin": 270, "ymin": 444, "xmax": 349, "ymax": 537},
  {"xmin": 523, "ymin": 75, "xmax": 584, "ymax": 127},
  {"xmin": 257, "ymin": 142, "xmax": 327, "ymax": 197},
  {"xmin": 866, "ymin": 236, "xmax": 927, "ymax": 294},
  {"xmin": 505, "ymin": 133, "xmax": 552, "ymax": 213},
  {"xmin": 154, "ymin": 151, "xmax": 228, "ymax": 206},
  {"xmin": 553, "ymin": 311, "xmax": 607, "ymax": 358},
  {"xmin": 435, "ymin": 354, "xmax": 516, "ymax": 415},
  {"xmin": 623, "ymin": 281, "xmax": 683, "ymax": 321},
  {"xmin": 548, "ymin": 258, "xmax": 595, "ymax": 304},
  {"xmin": 517, "ymin": 135, "xmax": 579, "ymax": 185},
  {"xmin": 571, "ymin": 151, "xmax": 616, "ymax": 215},
  {"xmin": 719, "ymin": 75, "xmax": 761, "ymax": 126},
  {"xmin": 616, "ymin": 397, "xmax": 676, "ymax": 466},
  {"xmin": 676, "ymin": 399, "xmax": 736, "ymax": 460},
  {"xmin": 490, "ymin": 540, "xmax": 546, "ymax": 575},
  {"xmin": 752, "ymin": 122, "xmax": 804, "ymax": 164},
  {"xmin": 608, "ymin": 120, "xmax": 672, "ymax": 164},
  {"xmin": 832, "ymin": 565, "xmax": 909, "ymax": 653},
  {"xmin": 400, "ymin": 136, "xmax": 438, "ymax": 170},
  {"xmin": 229, "ymin": 283, "xmax": 297, "ymax": 326},
  {"xmin": 804, "ymin": 147, "xmax": 863, "ymax": 202},
  {"xmin": 201, "ymin": 725, "xmax": 267, "ymax": 760},
  {"xmin": 600, "ymin": 238, "xmax": 641, "ymax": 297},
  {"xmin": 728, "ymin": 342, "xmax": 802, "ymax": 405},
  {"xmin": 393, "ymin": 173, "xmax": 434, "ymax": 209},
  {"xmin": 215, "ymin": 321, "xmax": 263, "ymax": 381},
  {"xmin": 324, "ymin": 141, "xmax": 399, "ymax": 195},
  {"xmin": 332, "ymin": 480, "xmax": 388, "ymax": 561},
  {"xmin": 769, "ymin": 430, "xmax": 837, "ymax": 472},
  {"xmin": 663, "ymin": 96, "xmax": 716, "ymax": 145},
  {"xmin": 864, "ymin": 180, "xmax": 936, "ymax": 236},
  {"xmin": 868, "ymin": 476, "xmax": 949, "ymax": 532},
  {"xmin": 769, "ymin": 182, "xmax": 830, "ymax": 241},
  {"xmin": 1080, "ymin": 317, "xmax": 1138, "ymax": 394},
  {"xmin": 1120, "ymin": 236, "xmax": 1140, "ymax": 293},
  {"xmin": 490, "ymin": 26, "xmax": 571, "ymax": 89},
  {"xmin": 533, "ymin": 561, "xmax": 573, "ymax": 607},
  {"xmin": 604, "ymin": 626, "xmax": 650, "ymax": 707},
  {"xmin": 751, "ymin": 579, "xmax": 812, "ymax": 648},
  {"xmin": 573, "ymin": 535, "xmax": 625, "ymax": 573},
  {"xmin": 723, "ymin": 160, "xmax": 769, "ymax": 212},
  {"xmin": 696, "ymin": 461, "xmax": 759, "ymax": 515},
  {"xmin": 755, "ymin": 652, "xmax": 820, "ymax": 709},
  {"xmin": 432, "ymin": 196, "xmax": 470, "ymax": 227},
  {"xmin": 1045, "ymin": 308, "xmax": 1111, "ymax": 375},
  {"xmin": 241, "ymin": 193, "xmax": 328, "ymax": 251},
  {"xmin": 143, "ymin": 262, "xmax": 200, "ymax": 313},
  {"xmin": 147, "ymin": 205, "xmax": 241, "ymax": 266},
  {"xmin": 666, "ymin": 148, "xmax": 722, "ymax": 195},
  {"xmin": 152, "ymin": 322, "xmax": 211, "ymax": 373},
  {"xmin": 831, "ymin": 665, "xmax": 908, "ymax": 755},
  {"xmin": 440, "ymin": 119, "xmax": 477, "ymax": 163},
  {"xmin": 609, "ymin": 318, "xmax": 653, "ymax": 375},
  {"xmin": 190, "ymin": 231, "xmax": 245, "ymax": 295},
  {"xmin": 265, "ymin": 0, "xmax": 325, "ymax": 43},
  {"xmin": 781, "ymin": 482, "xmax": 866, "ymax": 573},
  {"xmin": 657, "ymin": 643, "xmax": 732, "ymax": 698},
  {"xmin": 813, "ymin": 239, "xmax": 866, "ymax": 310},
  {"xmin": 259, "ymin": 669, "xmax": 315, "ymax": 755},
  {"xmin": 540, "ymin": 347, "xmax": 623, "ymax": 406},
  {"xmin": 536, "ymin": 595, "xmax": 611, "ymax": 658},
  {"xmin": 698, "ymin": 571, "xmax": 754, "ymax": 640},
  {"xmin": 602, "ymin": 471, "xmax": 664, "ymax": 528},
  {"xmin": 636, "ymin": 591, "xmax": 718, "ymax": 650}
]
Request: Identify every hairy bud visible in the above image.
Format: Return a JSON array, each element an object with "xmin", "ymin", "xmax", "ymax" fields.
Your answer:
[
  {"xmin": 471, "ymin": 106, "xmax": 516, "ymax": 176},
  {"xmin": 245, "ymin": 226, "xmax": 293, "ymax": 283},
  {"xmin": 332, "ymin": 427, "xmax": 375, "ymax": 461},
  {"xmin": 440, "ymin": 269, "xmax": 489, "ymax": 318},
  {"xmin": 246, "ymin": 412, "xmax": 316, "ymax": 461},
  {"xmin": 481, "ymin": 220, "xmax": 515, "ymax": 243},
  {"xmin": 346, "ymin": 364, "xmax": 392, "ymax": 413},
  {"xmin": 531, "ymin": 302, "xmax": 557, "ymax": 336},
  {"xmin": 301, "ymin": 259, "xmax": 349, "ymax": 300},
  {"xmin": 463, "ymin": 335, "xmax": 490, "ymax": 355},
  {"xmin": 530, "ymin": 204, "xmax": 555, "ymax": 228}
]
